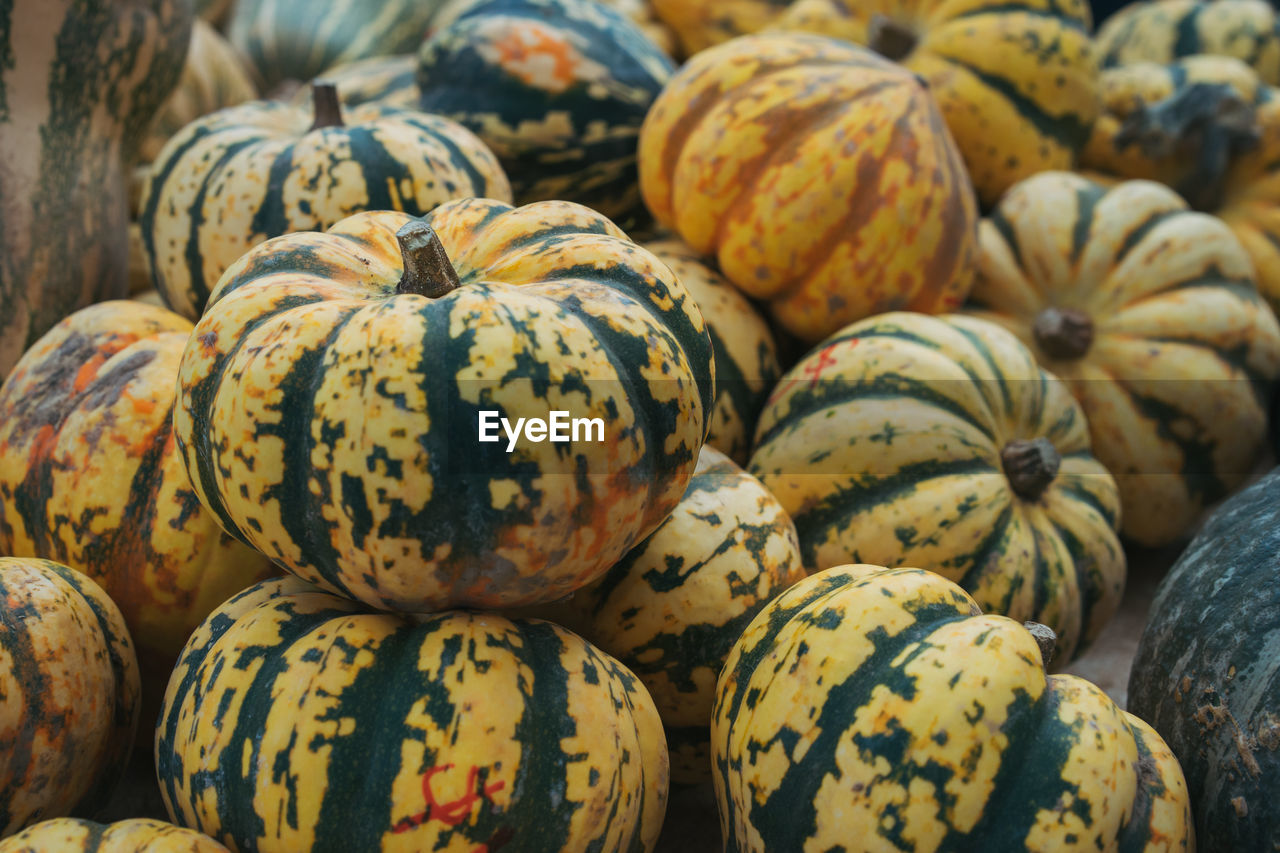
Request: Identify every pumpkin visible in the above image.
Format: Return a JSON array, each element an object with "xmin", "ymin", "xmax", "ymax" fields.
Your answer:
[
  {"xmin": 639, "ymin": 33, "xmax": 978, "ymax": 344},
  {"xmin": 713, "ymin": 563, "xmax": 1195, "ymax": 852},
  {"xmin": 550, "ymin": 446, "xmax": 804, "ymax": 785},
  {"xmin": 643, "ymin": 239, "xmax": 779, "ymax": 464},
  {"xmin": 747, "ymin": 312, "xmax": 1125, "ymax": 664},
  {"xmin": 1095, "ymin": 0, "xmax": 1280, "ymax": 85},
  {"xmin": 1128, "ymin": 468, "xmax": 1280, "ymax": 853},
  {"xmin": 0, "ymin": 0, "xmax": 191, "ymax": 378},
  {"xmin": 647, "ymin": 0, "xmax": 1099, "ymax": 207},
  {"xmin": 300, "ymin": 55, "xmax": 419, "ymax": 111},
  {"xmin": 415, "ymin": 0, "xmax": 674, "ymax": 227},
  {"xmin": 0, "ymin": 301, "xmax": 277, "ymax": 677},
  {"xmin": 0, "ymin": 558, "xmax": 140, "ymax": 836},
  {"xmin": 0, "ymin": 818, "xmax": 229, "ymax": 852},
  {"xmin": 433, "ymin": 0, "xmax": 678, "ymax": 58},
  {"xmin": 226, "ymin": 0, "xmax": 447, "ymax": 90},
  {"xmin": 139, "ymin": 19, "xmax": 259, "ymax": 164},
  {"xmin": 173, "ymin": 200, "xmax": 714, "ymax": 614},
  {"xmin": 156, "ymin": 576, "xmax": 669, "ymax": 852},
  {"xmin": 139, "ymin": 82, "xmax": 511, "ymax": 320},
  {"xmin": 966, "ymin": 171, "xmax": 1280, "ymax": 546}
]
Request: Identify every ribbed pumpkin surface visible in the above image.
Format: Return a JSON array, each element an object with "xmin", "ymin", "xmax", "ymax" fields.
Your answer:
[
  {"xmin": 416, "ymin": 0, "xmax": 673, "ymax": 226},
  {"xmin": 0, "ymin": 302, "xmax": 276, "ymax": 674},
  {"xmin": 748, "ymin": 312, "xmax": 1124, "ymax": 663},
  {"xmin": 967, "ymin": 172, "xmax": 1280, "ymax": 546},
  {"xmin": 643, "ymin": 240, "xmax": 779, "ymax": 464},
  {"xmin": 557, "ymin": 446, "xmax": 804, "ymax": 785},
  {"xmin": 174, "ymin": 200, "xmax": 713, "ymax": 613},
  {"xmin": 1096, "ymin": 0, "xmax": 1280, "ymax": 85},
  {"xmin": 301, "ymin": 54, "xmax": 419, "ymax": 110},
  {"xmin": 639, "ymin": 33, "xmax": 977, "ymax": 344},
  {"xmin": 713, "ymin": 564, "xmax": 1194, "ymax": 852},
  {"xmin": 140, "ymin": 94, "xmax": 510, "ymax": 321},
  {"xmin": 0, "ymin": 818, "xmax": 229, "ymax": 852},
  {"xmin": 0, "ymin": 558, "xmax": 140, "ymax": 836},
  {"xmin": 156, "ymin": 577, "xmax": 669, "ymax": 853}
]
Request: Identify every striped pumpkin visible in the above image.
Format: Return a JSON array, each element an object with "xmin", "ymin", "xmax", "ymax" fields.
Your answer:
[
  {"xmin": 416, "ymin": 0, "xmax": 674, "ymax": 227},
  {"xmin": 174, "ymin": 200, "xmax": 714, "ymax": 614},
  {"xmin": 1096, "ymin": 0, "xmax": 1280, "ymax": 85},
  {"xmin": 639, "ymin": 34, "xmax": 978, "ymax": 344},
  {"xmin": 139, "ymin": 19, "xmax": 258, "ymax": 164},
  {"xmin": 433, "ymin": 0, "xmax": 678, "ymax": 57},
  {"xmin": 967, "ymin": 172, "xmax": 1280, "ymax": 546},
  {"xmin": 649, "ymin": 0, "xmax": 787, "ymax": 56},
  {"xmin": 0, "ymin": 301, "xmax": 277, "ymax": 676},
  {"xmin": 156, "ymin": 576, "xmax": 669, "ymax": 853},
  {"xmin": 552, "ymin": 446, "xmax": 804, "ymax": 785},
  {"xmin": 0, "ymin": 0, "xmax": 190, "ymax": 378},
  {"xmin": 713, "ymin": 564, "xmax": 1195, "ymax": 852},
  {"xmin": 748, "ymin": 312, "xmax": 1124, "ymax": 664},
  {"xmin": 0, "ymin": 819, "xmax": 229, "ymax": 852},
  {"xmin": 139, "ymin": 84, "xmax": 511, "ymax": 320},
  {"xmin": 227, "ymin": 0, "xmax": 448, "ymax": 90},
  {"xmin": 0, "ymin": 558, "xmax": 140, "ymax": 836},
  {"xmin": 301, "ymin": 54, "xmax": 418, "ymax": 110},
  {"xmin": 644, "ymin": 240, "xmax": 780, "ymax": 464}
]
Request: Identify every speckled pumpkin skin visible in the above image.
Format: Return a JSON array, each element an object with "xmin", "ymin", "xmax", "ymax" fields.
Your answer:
[
  {"xmin": 639, "ymin": 33, "xmax": 977, "ymax": 344},
  {"xmin": 1095, "ymin": 0, "xmax": 1280, "ymax": 85},
  {"xmin": 555, "ymin": 446, "xmax": 804, "ymax": 785},
  {"xmin": 0, "ymin": 818, "xmax": 230, "ymax": 852},
  {"xmin": 174, "ymin": 200, "xmax": 714, "ymax": 614},
  {"xmin": 434, "ymin": 0, "xmax": 678, "ymax": 58},
  {"xmin": 967, "ymin": 172, "xmax": 1280, "ymax": 547},
  {"xmin": 0, "ymin": 558, "xmax": 140, "ymax": 837},
  {"xmin": 644, "ymin": 240, "xmax": 779, "ymax": 464},
  {"xmin": 139, "ymin": 96, "xmax": 511, "ymax": 320},
  {"xmin": 416, "ymin": 0, "xmax": 674, "ymax": 228},
  {"xmin": 0, "ymin": 302, "xmax": 277, "ymax": 675},
  {"xmin": 748, "ymin": 312, "xmax": 1124, "ymax": 664},
  {"xmin": 1128, "ymin": 469, "xmax": 1280, "ymax": 853},
  {"xmin": 156, "ymin": 576, "xmax": 669, "ymax": 853},
  {"xmin": 713, "ymin": 564, "xmax": 1195, "ymax": 853}
]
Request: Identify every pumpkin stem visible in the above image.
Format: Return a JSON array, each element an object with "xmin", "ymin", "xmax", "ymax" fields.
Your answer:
[
  {"xmin": 309, "ymin": 81, "xmax": 345, "ymax": 131},
  {"xmin": 1023, "ymin": 621, "xmax": 1057, "ymax": 671},
  {"xmin": 1032, "ymin": 306, "xmax": 1094, "ymax": 360},
  {"xmin": 396, "ymin": 220, "xmax": 461, "ymax": 298},
  {"xmin": 1113, "ymin": 81, "xmax": 1260, "ymax": 212},
  {"xmin": 1001, "ymin": 437, "xmax": 1061, "ymax": 502},
  {"xmin": 868, "ymin": 14, "xmax": 918, "ymax": 62}
]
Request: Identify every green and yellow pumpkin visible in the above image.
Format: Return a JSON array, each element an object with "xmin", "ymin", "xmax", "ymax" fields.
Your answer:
[
  {"xmin": 550, "ymin": 446, "xmax": 804, "ymax": 785},
  {"xmin": 299, "ymin": 55, "xmax": 419, "ymax": 111},
  {"xmin": 967, "ymin": 171, "xmax": 1280, "ymax": 546},
  {"xmin": 415, "ymin": 0, "xmax": 674, "ymax": 227},
  {"xmin": 713, "ymin": 563, "xmax": 1195, "ymax": 852},
  {"xmin": 647, "ymin": 0, "xmax": 1099, "ymax": 207},
  {"xmin": 0, "ymin": 558, "xmax": 140, "ymax": 836},
  {"xmin": 174, "ymin": 200, "xmax": 714, "ymax": 614},
  {"xmin": 748, "ymin": 312, "xmax": 1124, "ymax": 664},
  {"xmin": 433, "ymin": 0, "xmax": 678, "ymax": 58},
  {"xmin": 0, "ymin": 818, "xmax": 229, "ymax": 852},
  {"xmin": 156, "ymin": 576, "xmax": 669, "ymax": 852},
  {"xmin": 0, "ymin": 301, "xmax": 277, "ymax": 677},
  {"xmin": 1095, "ymin": 0, "xmax": 1280, "ymax": 85},
  {"xmin": 139, "ymin": 82, "xmax": 511, "ymax": 320},
  {"xmin": 0, "ymin": 0, "xmax": 191, "ymax": 378},
  {"xmin": 139, "ymin": 19, "xmax": 259, "ymax": 164},
  {"xmin": 644, "ymin": 239, "xmax": 779, "ymax": 464},
  {"xmin": 639, "ymin": 33, "xmax": 978, "ymax": 344}
]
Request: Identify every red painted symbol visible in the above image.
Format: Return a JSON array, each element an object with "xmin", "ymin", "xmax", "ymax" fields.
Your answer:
[
  {"xmin": 803, "ymin": 346, "xmax": 841, "ymax": 387},
  {"xmin": 392, "ymin": 764, "xmax": 506, "ymax": 834}
]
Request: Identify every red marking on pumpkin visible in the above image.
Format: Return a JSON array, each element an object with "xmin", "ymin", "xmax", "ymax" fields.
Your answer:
[
  {"xmin": 125, "ymin": 392, "xmax": 157, "ymax": 416},
  {"xmin": 803, "ymin": 346, "xmax": 843, "ymax": 387},
  {"xmin": 392, "ymin": 763, "xmax": 506, "ymax": 835},
  {"xmin": 72, "ymin": 355, "xmax": 107, "ymax": 393},
  {"xmin": 490, "ymin": 25, "xmax": 579, "ymax": 91}
]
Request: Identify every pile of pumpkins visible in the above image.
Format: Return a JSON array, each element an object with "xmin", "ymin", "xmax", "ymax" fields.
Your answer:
[{"xmin": 2, "ymin": 0, "xmax": 1279, "ymax": 850}]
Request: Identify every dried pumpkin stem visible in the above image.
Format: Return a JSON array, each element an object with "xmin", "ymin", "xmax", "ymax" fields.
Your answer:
[
  {"xmin": 868, "ymin": 14, "xmax": 918, "ymax": 62},
  {"xmin": 1032, "ymin": 306, "xmax": 1094, "ymax": 360},
  {"xmin": 309, "ymin": 81, "xmax": 345, "ymax": 131},
  {"xmin": 1001, "ymin": 437, "xmax": 1061, "ymax": 502},
  {"xmin": 1023, "ymin": 621, "xmax": 1057, "ymax": 671},
  {"xmin": 396, "ymin": 220, "xmax": 460, "ymax": 298},
  {"xmin": 1114, "ymin": 81, "xmax": 1260, "ymax": 212}
]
